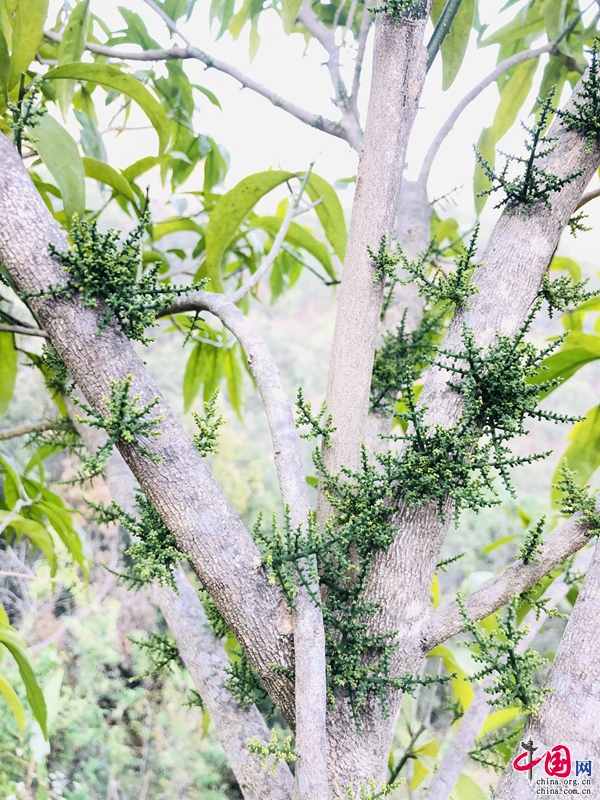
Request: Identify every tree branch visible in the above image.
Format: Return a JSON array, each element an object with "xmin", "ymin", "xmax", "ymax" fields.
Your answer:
[
  {"xmin": 70, "ymin": 397, "xmax": 295, "ymax": 800},
  {"xmin": 162, "ymin": 290, "xmax": 329, "ymax": 799},
  {"xmin": 418, "ymin": 42, "xmax": 556, "ymax": 186},
  {"xmin": 0, "ymin": 322, "xmax": 48, "ymax": 337},
  {"xmin": 0, "ymin": 420, "xmax": 55, "ymax": 440},
  {"xmin": 349, "ymin": 5, "xmax": 372, "ymax": 119},
  {"xmin": 423, "ymin": 512, "xmax": 593, "ymax": 654},
  {"xmin": 494, "ymin": 542, "xmax": 600, "ymax": 799},
  {"xmin": 228, "ymin": 171, "xmax": 314, "ymax": 305},
  {"xmin": 576, "ymin": 185, "xmax": 600, "ymax": 208},
  {"xmin": 0, "ymin": 131, "xmax": 296, "ymax": 725},
  {"xmin": 43, "ymin": 27, "xmax": 350, "ymax": 145}
]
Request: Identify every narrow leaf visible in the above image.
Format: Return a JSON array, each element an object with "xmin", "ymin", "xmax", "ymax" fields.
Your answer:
[
  {"xmin": 56, "ymin": 0, "xmax": 90, "ymax": 119},
  {"xmin": 45, "ymin": 63, "xmax": 171, "ymax": 153},
  {"xmin": 204, "ymin": 170, "xmax": 294, "ymax": 290},
  {"xmin": 0, "ymin": 670, "xmax": 26, "ymax": 729},
  {"xmin": 8, "ymin": 0, "xmax": 49, "ymax": 90},
  {"xmin": 34, "ymin": 114, "xmax": 85, "ymax": 225},
  {"xmin": 0, "ymin": 331, "xmax": 17, "ymax": 416},
  {"xmin": 305, "ymin": 172, "xmax": 346, "ymax": 263},
  {"xmin": 82, "ymin": 156, "xmax": 135, "ymax": 202},
  {"xmin": 281, "ymin": 0, "xmax": 302, "ymax": 33}
]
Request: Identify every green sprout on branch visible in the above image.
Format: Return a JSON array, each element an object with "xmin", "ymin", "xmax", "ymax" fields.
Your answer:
[
  {"xmin": 475, "ymin": 87, "xmax": 583, "ymax": 211},
  {"xmin": 129, "ymin": 632, "xmax": 180, "ymax": 678},
  {"xmin": 27, "ymin": 214, "xmax": 206, "ymax": 344},
  {"xmin": 91, "ymin": 491, "xmax": 184, "ymax": 592},
  {"xmin": 247, "ymin": 730, "xmax": 297, "ymax": 775},
  {"xmin": 396, "ymin": 226, "xmax": 480, "ymax": 308},
  {"xmin": 554, "ymin": 460, "xmax": 600, "ymax": 536},
  {"xmin": 192, "ymin": 389, "xmax": 224, "ymax": 457},
  {"xmin": 458, "ymin": 594, "xmax": 551, "ymax": 715},
  {"xmin": 540, "ymin": 271, "xmax": 598, "ymax": 317},
  {"xmin": 343, "ymin": 777, "xmax": 405, "ymax": 800},
  {"xmin": 369, "ymin": 0, "xmax": 427, "ymax": 25},
  {"xmin": 519, "ymin": 517, "xmax": 545, "ymax": 565},
  {"xmin": 296, "ymin": 387, "xmax": 336, "ymax": 445},
  {"xmin": 560, "ymin": 39, "xmax": 600, "ymax": 154},
  {"xmin": 72, "ymin": 375, "xmax": 162, "ymax": 481}
]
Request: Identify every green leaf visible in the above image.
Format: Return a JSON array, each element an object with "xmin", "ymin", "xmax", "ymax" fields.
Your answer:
[
  {"xmin": 7, "ymin": 0, "xmax": 49, "ymax": 90},
  {"xmin": 428, "ymin": 643, "xmax": 474, "ymax": 713},
  {"xmin": 0, "ymin": 511, "xmax": 57, "ymax": 576},
  {"xmin": 45, "ymin": 63, "xmax": 172, "ymax": 153},
  {"xmin": 481, "ymin": 7, "xmax": 544, "ymax": 47},
  {"xmin": 479, "ymin": 534, "xmax": 518, "ymax": 555},
  {"xmin": 473, "ymin": 126, "xmax": 495, "ymax": 214},
  {"xmin": 554, "ymin": 405, "xmax": 600, "ymax": 494},
  {"xmin": 440, "ymin": 0, "xmax": 475, "ymax": 90},
  {"xmin": 0, "ymin": 622, "xmax": 47, "ymax": 736},
  {"xmin": 34, "ymin": 114, "xmax": 85, "ymax": 225},
  {"xmin": 0, "ymin": 331, "xmax": 17, "ymax": 417},
  {"xmin": 0, "ymin": 670, "xmax": 26, "ymax": 730},
  {"xmin": 122, "ymin": 154, "xmax": 171, "ymax": 182},
  {"xmin": 82, "ymin": 156, "xmax": 135, "ymax": 202},
  {"xmin": 183, "ymin": 341, "xmax": 207, "ymax": 412},
  {"xmin": 478, "ymin": 706, "xmax": 521, "ymax": 737},
  {"xmin": 194, "ymin": 83, "xmax": 221, "ymax": 109},
  {"xmin": 305, "ymin": 172, "xmax": 346, "ymax": 263},
  {"xmin": 450, "ymin": 773, "xmax": 489, "ymax": 800},
  {"xmin": 152, "ymin": 217, "xmax": 203, "ymax": 240},
  {"xmin": 281, "ymin": 0, "xmax": 302, "ymax": 33},
  {"xmin": 56, "ymin": 0, "xmax": 90, "ymax": 119},
  {"xmin": 491, "ymin": 58, "xmax": 539, "ymax": 143},
  {"xmin": 0, "ymin": 24, "xmax": 9, "ymax": 97},
  {"xmin": 531, "ymin": 335, "xmax": 600, "ymax": 397},
  {"xmin": 252, "ymin": 215, "xmax": 335, "ymax": 278},
  {"xmin": 74, "ymin": 108, "xmax": 107, "ymax": 162},
  {"xmin": 204, "ymin": 170, "xmax": 295, "ymax": 291},
  {"xmin": 224, "ymin": 345, "xmax": 243, "ymax": 419}
]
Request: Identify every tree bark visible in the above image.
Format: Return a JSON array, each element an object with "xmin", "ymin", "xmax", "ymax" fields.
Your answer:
[
  {"xmin": 0, "ymin": 132, "xmax": 296, "ymax": 724},
  {"xmin": 72, "ymin": 405, "xmax": 295, "ymax": 800},
  {"xmin": 494, "ymin": 543, "xmax": 600, "ymax": 799},
  {"xmin": 325, "ymin": 70, "xmax": 600, "ymax": 792}
]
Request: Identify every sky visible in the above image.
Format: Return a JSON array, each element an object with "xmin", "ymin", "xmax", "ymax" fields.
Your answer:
[{"xmin": 47, "ymin": 0, "xmax": 600, "ymax": 260}]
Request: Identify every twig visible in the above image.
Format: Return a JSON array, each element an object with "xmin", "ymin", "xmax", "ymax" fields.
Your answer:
[
  {"xmin": 350, "ymin": 5, "xmax": 372, "ymax": 118},
  {"xmin": 228, "ymin": 168, "xmax": 315, "ymax": 304},
  {"xmin": 576, "ymin": 185, "xmax": 600, "ymax": 209},
  {"xmin": 423, "ymin": 505, "xmax": 595, "ymax": 652},
  {"xmin": 418, "ymin": 42, "xmax": 557, "ymax": 186},
  {"xmin": 0, "ymin": 323, "xmax": 48, "ymax": 337},
  {"xmin": 40, "ymin": 0, "xmax": 349, "ymax": 147},
  {"xmin": 389, "ymin": 723, "xmax": 426, "ymax": 783},
  {"xmin": 0, "ymin": 420, "xmax": 56, "ymax": 440}
]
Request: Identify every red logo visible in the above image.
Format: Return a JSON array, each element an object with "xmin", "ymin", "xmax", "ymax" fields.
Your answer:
[{"xmin": 513, "ymin": 741, "xmax": 572, "ymax": 780}]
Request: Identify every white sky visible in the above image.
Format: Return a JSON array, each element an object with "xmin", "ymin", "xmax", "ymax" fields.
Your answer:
[{"xmin": 49, "ymin": 0, "xmax": 600, "ymax": 260}]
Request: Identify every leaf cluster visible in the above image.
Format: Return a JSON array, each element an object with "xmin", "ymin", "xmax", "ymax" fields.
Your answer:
[
  {"xmin": 458, "ymin": 595, "xmax": 551, "ymax": 715},
  {"xmin": 370, "ymin": 307, "xmax": 444, "ymax": 415},
  {"xmin": 540, "ymin": 272, "xmax": 599, "ymax": 318},
  {"xmin": 519, "ymin": 517, "xmax": 545, "ymax": 565},
  {"xmin": 560, "ymin": 40, "xmax": 600, "ymax": 154},
  {"xmin": 396, "ymin": 227, "xmax": 480, "ymax": 308},
  {"xmin": 296, "ymin": 387, "xmax": 336, "ymax": 445},
  {"xmin": 475, "ymin": 88, "xmax": 583, "ymax": 211},
  {"xmin": 129, "ymin": 632, "xmax": 180, "ymax": 678},
  {"xmin": 192, "ymin": 389, "xmax": 224, "ymax": 457},
  {"xmin": 369, "ymin": 0, "xmax": 427, "ymax": 25},
  {"xmin": 72, "ymin": 375, "xmax": 162, "ymax": 481},
  {"xmin": 254, "ymin": 449, "xmax": 452, "ymax": 721},
  {"xmin": 554, "ymin": 460, "xmax": 600, "ymax": 535},
  {"xmin": 92, "ymin": 491, "xmax": 184, "ymax": 592},
  {"xmin": 470, "ymin": 726, "xmax": 521, "ymax": 774},
  {"xmin": 29, "ymin": 214, "xmax": 206, "ymax": 345},
  {"xmin": 247, "ymin": 729, "xmax": 297, "ymax": 775}
]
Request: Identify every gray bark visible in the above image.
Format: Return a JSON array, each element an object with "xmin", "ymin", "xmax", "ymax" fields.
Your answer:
[
  {"xmin": 72, "ymin": 406, "xmax": 294, "ymax": 800},
  {"xmin": 494, "ymin": 543, "xmax": 600, "ymax": 799},
  {"xmin": 323, "ymin": 71, "xmax": 600, "ymax": 791},
  {"xmin": 0, "ymin": 132, "xmax": 296, "ymax": 724},
  {"xmin": 166, "ymin": 292, "xmax": 329, "ymax": 800}
]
